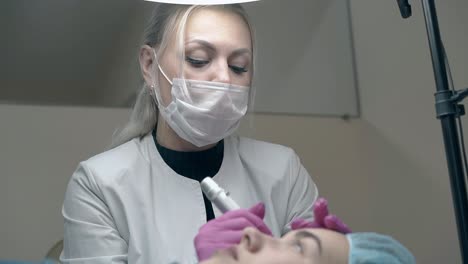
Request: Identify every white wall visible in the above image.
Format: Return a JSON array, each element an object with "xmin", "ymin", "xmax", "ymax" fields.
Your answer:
[
  {"xmin": 350, "ymin": 0, "xmax": 468, "ymax": 263},
  {"xmin": 0, "ymin": 104, "xmax": 130, "ymax": 260}
]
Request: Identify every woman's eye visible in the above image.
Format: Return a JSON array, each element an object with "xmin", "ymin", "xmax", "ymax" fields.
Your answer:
[
  {"xmin": 230, "ymin": 65, "xmax": 248, "ymax": 75},
  {"xmin": 186, "ymin": 57, "xmax": 209, "ymax": 68}
]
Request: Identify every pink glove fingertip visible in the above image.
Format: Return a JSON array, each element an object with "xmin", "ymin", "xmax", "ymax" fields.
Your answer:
[
  {"xmin": 291, "ymin": 218, "xmax": 307, "ymax": 229},
  {"xmin": 291, "ymin": 218, "xmax": 321, "ymax": 230},
  {"xmin": 314, "ymin": 197, "xmax": 329, "ymax": 209},
  {"xmin": 313, "ymin": 198, "xmax": 330, "ymax": 227},
  {"xmin": 248, "ymin": 202, "xmax": 265, "ymax": 219},
  {"xmin": 324, "ymin": 214, "xmax": 352, "ymax": 234},
  {"xmin": 247, "ymin": 203, "xmax": 272, "ymax": 235},
  {"xmin": 291, "ymin": 218, "xmax": 306, "ymax": 225}
]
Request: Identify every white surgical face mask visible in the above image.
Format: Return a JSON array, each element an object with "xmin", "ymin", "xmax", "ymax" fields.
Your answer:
[{"xmin": 151, "ymin": 50, "xmax": 250, "ymax": 147}]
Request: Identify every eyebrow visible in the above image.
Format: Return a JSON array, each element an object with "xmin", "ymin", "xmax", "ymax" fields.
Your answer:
[
  {"xmin": 295, "ymin": 230, "xmax": 323, "ymax": 255},
  {"xmin": 186, "ymin": 39, "xmax": 252, "ymax": 57}
]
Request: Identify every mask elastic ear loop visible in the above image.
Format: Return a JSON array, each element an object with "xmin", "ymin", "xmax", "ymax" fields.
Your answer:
[
  {"xmin": 153, "ymin": 49, "xmax": 173, "ymax": 86},
  {"xmin": 150, "ymin": 49, "xmax": 163, "ymax": 107}
]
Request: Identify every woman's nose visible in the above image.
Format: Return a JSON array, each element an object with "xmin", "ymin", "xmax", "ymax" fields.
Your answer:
[
  {"xmin": 211, "ymin": 60, "xmax": 231, "ymax": 84},
  {"xmin": 241, "ymin": 227, "xmax": 270, "ymax": 253}
]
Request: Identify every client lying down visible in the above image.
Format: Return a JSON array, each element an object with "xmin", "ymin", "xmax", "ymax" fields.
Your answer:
[
  {"xmin": 195, "ymin": 198, "xmax": 415, "ymax": 264},
  {"xmin": 200, "ymin": 226, "xmax": 415, "ymax": 264}
]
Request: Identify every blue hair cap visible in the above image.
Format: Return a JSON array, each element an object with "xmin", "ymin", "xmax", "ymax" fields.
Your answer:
[{"xmin": 346, "ymin": 232, "xmax": 416, "ymax": 264}]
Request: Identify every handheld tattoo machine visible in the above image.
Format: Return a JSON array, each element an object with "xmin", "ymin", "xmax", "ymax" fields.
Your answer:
[{"xmin": 201, "ymin": 177, "xmax": 240, "ymax": 213}]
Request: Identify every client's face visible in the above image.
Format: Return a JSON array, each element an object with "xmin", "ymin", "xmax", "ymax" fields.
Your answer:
[{"xmin": 202, "ymin": 227, "xmax": 349, "ymax": 264}]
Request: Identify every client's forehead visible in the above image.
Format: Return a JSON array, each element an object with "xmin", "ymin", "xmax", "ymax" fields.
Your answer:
[{"xmin": 285, "ymin": 228, "xmax": 344, "ymax": 240}]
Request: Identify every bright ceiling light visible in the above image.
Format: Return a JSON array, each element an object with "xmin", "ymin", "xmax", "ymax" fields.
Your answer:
[{"xmin": 143, "ymin": 0, "xmax": 260, "ymax": 4}]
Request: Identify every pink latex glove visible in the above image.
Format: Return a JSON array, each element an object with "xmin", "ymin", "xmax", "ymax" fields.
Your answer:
[
  {"xmin": 194, "ymin": 202, "xmax": 272, "ymax": 261},
  {"xmin": 291, "ymin": 197, "xmax": 352, "ymax": 234}
]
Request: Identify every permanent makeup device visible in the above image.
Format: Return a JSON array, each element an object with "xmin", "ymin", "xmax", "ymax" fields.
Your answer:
[{"xmin": 201, "ymin": 177, "xmax": 240, "ymax": 213}]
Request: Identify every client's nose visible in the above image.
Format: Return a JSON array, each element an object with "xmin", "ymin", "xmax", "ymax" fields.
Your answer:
[{"xmin": 241, "ymin": 227, "xmax": 268, "ymax": 253}]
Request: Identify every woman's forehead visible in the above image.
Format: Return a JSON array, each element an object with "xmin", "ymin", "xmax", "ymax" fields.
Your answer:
[{"xmin": 184, "ymin": 8, "xmax": 252, "ymax": 48}]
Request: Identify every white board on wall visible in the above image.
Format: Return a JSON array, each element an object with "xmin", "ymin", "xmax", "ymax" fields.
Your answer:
[{"xmin": 245, "ymin": 0, "xmax": 359, "ymax": 117}]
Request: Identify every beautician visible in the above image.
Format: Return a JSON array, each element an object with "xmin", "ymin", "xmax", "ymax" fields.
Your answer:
[{"xmin": 61, "ymin": 3, "xmax": 347, "ymax": 263}]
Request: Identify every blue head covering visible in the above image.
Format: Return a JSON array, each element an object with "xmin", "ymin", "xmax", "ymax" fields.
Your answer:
[{"xmin": 346, "ymin": 232, "xmax": 416, "ymax": 264}]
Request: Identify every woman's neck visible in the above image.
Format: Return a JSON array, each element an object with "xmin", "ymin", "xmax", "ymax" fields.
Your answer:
[{"xmin": 155, "ymin": 117, "xmax": 216, "ymax": 152}]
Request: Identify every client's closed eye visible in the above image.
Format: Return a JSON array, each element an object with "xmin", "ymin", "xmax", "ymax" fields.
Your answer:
[{"xmin": 294, "ymin": 230, "xmax": 323, "ymax": 256}]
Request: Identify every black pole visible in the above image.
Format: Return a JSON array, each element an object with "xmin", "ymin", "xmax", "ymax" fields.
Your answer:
[
  {"xmin": 420, "ymin": 0, "xmax": 468, "ymax": 262},
  {"xmin": 397, "ymin": 0, "xmax": 412, "ymax": 18}
]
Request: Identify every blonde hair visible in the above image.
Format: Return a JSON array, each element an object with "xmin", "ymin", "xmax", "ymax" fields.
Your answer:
[{"xmin": 111, "ymin": 3, "xmax": 256, "ymax": 148}]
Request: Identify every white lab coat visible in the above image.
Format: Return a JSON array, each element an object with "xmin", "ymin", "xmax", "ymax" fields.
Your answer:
[{"xmin": 60, "ymin": 134, "xmax": 318, "ymax": 264}]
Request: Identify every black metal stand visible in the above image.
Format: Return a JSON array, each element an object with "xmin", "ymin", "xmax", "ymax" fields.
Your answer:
[{"xmin": 397, "ymin": 1, "xmax": 468, "ymax": 262}]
